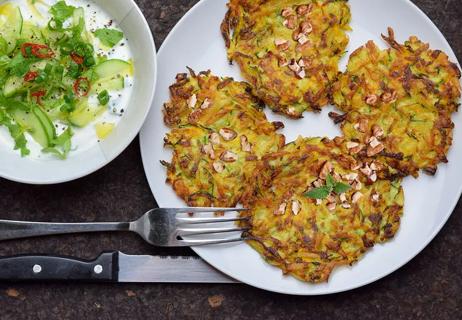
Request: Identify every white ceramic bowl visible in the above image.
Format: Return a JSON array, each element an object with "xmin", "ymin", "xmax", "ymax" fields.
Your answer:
[{"xmin": 0, "ymin": 0, "xmax": 157, "ymax": 184}]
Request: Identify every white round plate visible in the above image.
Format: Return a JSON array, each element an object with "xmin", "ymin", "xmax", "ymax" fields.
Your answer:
[
  {"xmin": 0, "ymin": 0, "xmax": 156, "ymax": 184},
  {"xmin": 140, "ymin": 0, "xmax": 462, "ymax": 294}
]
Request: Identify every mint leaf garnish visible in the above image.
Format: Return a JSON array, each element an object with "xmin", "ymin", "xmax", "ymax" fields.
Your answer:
[
  {"xmin": 304, "ymin": 174, "xmax": 354, "ymax": 200},
  {"xmin": 303, "ymin": 186, "xmax": 331, "ymax": 199},
  {"xmin": 333, "ymin": 182, "xmax": 351, "ymax": 194}
]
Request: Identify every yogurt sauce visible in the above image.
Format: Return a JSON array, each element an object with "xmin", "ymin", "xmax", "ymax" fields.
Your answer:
[{"xmin": 0, "ymin": 0, "xmax": 134, "ymax": 159}]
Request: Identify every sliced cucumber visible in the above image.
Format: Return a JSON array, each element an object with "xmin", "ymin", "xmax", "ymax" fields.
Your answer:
[
  {"xmin": 0, "ymin": 4, "xmax": 23, "ymax": 54},
  {"xmin": 21, "ymin": 22, "xmax": 42, "ymax": 42},
  {"xmin": 32, "ymin": 106, "xmax": 55, "ymax": 142},
  {"xmin": 4, "ymin": 76, "xmax": 24, "ymax": 97},
  {"xmin": 69, "ymin": 103, "xmax": 106, "ymax": 127},
  {"xmin": 72, "ymin": 7, "xmax": 90, "ymax": 41},
  {"xmin": 91, "ymin": 76, "xmax": 124, "ymax": 94},
  {"xmin": 94, "ymin": 59, "xmax": 131, "ymax": 79},
  {"xmin": 12, "ymin": 109, "xmax": 48, "ymax": 147}
]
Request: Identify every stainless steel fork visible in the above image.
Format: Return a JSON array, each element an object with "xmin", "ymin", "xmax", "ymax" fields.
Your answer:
[{"xmin": 0, "ymin": 208, "xmax": 249, "ymax": 246}]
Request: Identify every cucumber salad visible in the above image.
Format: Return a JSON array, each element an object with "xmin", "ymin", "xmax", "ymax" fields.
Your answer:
[{"xmin": 0, "ymin": 0, "xmax": 133, "ymax": 159}]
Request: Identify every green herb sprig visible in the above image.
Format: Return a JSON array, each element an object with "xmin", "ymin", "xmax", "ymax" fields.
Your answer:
[{"xmin": 303, "ymin": 174, "xmax": 351, "ymax": 199}]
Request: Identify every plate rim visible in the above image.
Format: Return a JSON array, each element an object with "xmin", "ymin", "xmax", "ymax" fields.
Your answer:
[{"xmin": 140, "ymin": 0, "xmax": 462, "ymax": 295}]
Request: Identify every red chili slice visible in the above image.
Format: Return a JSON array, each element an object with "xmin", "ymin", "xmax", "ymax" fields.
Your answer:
[
  {"xmin": 73, "ymin": 77, "xmax": 91, "ymax": 97},
  {"xmin": 21, "ymin": 43, "xmax": 54, "ymax": 59},
  {"xmin": 70, "ymin": 52, "xmax": 84, "ymax": 65},
  {"xmin": 24, "ymin": 71, "xmax": 38, "ymax": 82},
  {"xmin": 31, "ymin": 90, "xmax": 46, "ymax": 105}
]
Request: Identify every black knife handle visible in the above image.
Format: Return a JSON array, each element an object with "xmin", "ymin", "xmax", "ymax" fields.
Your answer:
[{"xmin": 0, "ymin": 251, "xmax": 119, "ymax": 282}]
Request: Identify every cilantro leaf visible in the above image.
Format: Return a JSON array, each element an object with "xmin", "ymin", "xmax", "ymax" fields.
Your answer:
[
  {"xmin": 94, "ymin": 28, "xmax": 124, "ymax": 48},
  {"xmin": 0, "ymin": 110, "xmax": 29, "ymax": 156},
  {"xmin": 333, "ymin": 182, "xmax": 351, "ymax": 194},
  {"xmin": 49, "ymin": 1, "xmax": 75, "ymax": 23},
  {"xmin": 43, "ymin": 127, "xmax": 73, "ymax": 159},
  {"xmin": 303, "ymin": 186, "xmax": 331, "ymax": 199}
]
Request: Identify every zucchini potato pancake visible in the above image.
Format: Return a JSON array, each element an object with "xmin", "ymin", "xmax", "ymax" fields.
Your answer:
[
  {"xmin": 241, "ymin": 137, "xmax": 404, "ymax": 283},
  {"xmin": 221, "ymin": 0, "xmax": 351, "ymax": 118},
  {"xmin": 162, "ymin": 70, "xmax": 285, "ymax": 207},
  {"xmin": 331, "ymin": 28, "xmax": 461, "ymax": 177}
]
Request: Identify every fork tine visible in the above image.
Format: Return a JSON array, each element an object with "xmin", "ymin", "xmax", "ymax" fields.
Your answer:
[
  {"xmin": 177, "ymin": 226, "xmax": 248, "ymax": 236},
  {"xmin": 165, "ymin": 207, "xmax": 247, "ymax": 214},
  {"xmin": 176, "ymin": 216, "xmax": 248, "ymax": 224},
  {"xmin": 178, "ymin": 236, "xmax": 247, "ymax": 246}
]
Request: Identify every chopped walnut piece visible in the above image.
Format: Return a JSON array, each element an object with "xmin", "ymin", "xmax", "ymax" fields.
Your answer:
[
  {"xmin": 283, "ymin": 16, "xmax": 297, "ymax": 29},
  {"xmin": 288, "ymin": 60, "xmax": 301, "ymax": 73},
  {"xmin": 346, "ymin": 141, "xmax": 359, "ymax": 149},
  {"xmin": 315, "ymin": 199, "xmax": 322, "ymax": 206},
  {"xmin": 313, "ymin": 179, "xmax": 323, "ymax": 188},
  {"xmin": 365, "ymin": 94, "xmax": 378, "ymax": 106},
  {"xmin": 319, "ymin": 161, "xmax": 333, "ymax": 179},
  {"xmin": 278, "ymin": 57, "xmax": 289, "ymax": 67},
  {"xmin": 201, "ymin": 143, "xmax": 215, "ymax": 160},
  {"xmin": 326, "ymin": 194, "xmax": 336, "ymax": 204},
  {"xmin": 371, "ymin": 193, "xmax": 380, "ymax": 202},
  {"xmin": 360, "ymin": 164, "xmax": 372, "ymax": 176},
  {"xmin": 352, "ymin": 192, "xmax": 363, "ymax": 203},
  {"xmin": 274, "ymin": 202, "xmax": 287, "ymax": 215},
  {"xmin": 369, "ymin": 172, "xmax": 377, "ymax": 182},
  {"xmin": 343, "ymin": 172, "xmax": 358, "ymax": 182},
  {"xmin": 372, "ymin": 124, "xmax": 384, "ymax": 137},
  {"xmin": 353, "ymin": 180, "xmax": 362, "ymax": 191},
  {"xmin": 367, "ymin": 144, "xmax": 385, "ymax": 157},
  {"xmin": 355, "ymin": 118, "xmax": 368, "ymax": 133},
  {"xmin": 381, "ymin": 90, "xmax": 397, "ymax": 103},
  {"xmin": 369, "ymin": 136, "xmax": 381, "ymax": 148},
  {"xmin": 291, "ymin": 200, "xmax": 301, "ymax": 215},
  {"xmin": 296, "ymin": 69, "xmax": 306, "ymax": 79},
  {"xmin": 342, "ymin": 202, "xmax": 351, "ymax": 209},
  {"xmin": 339, "ymin": 193, "xmax": 347, "ymax": 202},
  {"xmin": 296, "ymin": 4, "xmax": 311, "ymax": 15},
  {"xmin": 370, "ymin": 162, "xmax": 378, "ymax": 171},
  {"xmin": 212, "ymin": 161, "xmax": 225, "ymax": 173},
  {"xmin": 300, "ymin": 21, "xmax": 313, "ymax": 34},
  {"xmin": 187, "ymin": 94, "xmax": 197, "ymax": 108},
  {"xmin": 274, "ymin": 39, "xmax": 290, "ymax": 51},
  {"xmin": 240, "ymin": 135, "xmax": 252, "ymax": 152},
  {"xmin": 281, "ymin": 7, "xmax": 294, "ymax": 17},
  {"xmin": 200, "ymin": 98, "xmax": 211, "ymax": 109},
  {"xmin": 220, "ymin": 150, "xmax": 238, "ymax": 162},
  {"xmin": 287, "ymin": 107, "xmax": 298, "ymax": 116},
  {"xmin": 219, "ymin": 128, "xmax": 237, "ymax": 141},
  {"xmin": 297, "ymin": 34, "xmax": 309, "ymax": 45},
  {"xmin": 209, "ymin": 132, "xmax": 220, "ymax": 145},
  {"xmin": 327, "ymin": 202, "xmax": 336, "ymax": 211}
]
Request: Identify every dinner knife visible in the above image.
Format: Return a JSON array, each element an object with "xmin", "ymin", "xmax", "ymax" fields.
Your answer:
[{"xmin": 0, "ymin": 251, "xmax": 238, "ymax": 283}]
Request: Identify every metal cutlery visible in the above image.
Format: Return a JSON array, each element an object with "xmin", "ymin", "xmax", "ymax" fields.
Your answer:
[
  {"xmin": 0, "ymin": 207, "xmax": 249, "ymax": 246},
  {"xmin": 0, "ymin": 251, "xmax": 239, "ymax": 283}
]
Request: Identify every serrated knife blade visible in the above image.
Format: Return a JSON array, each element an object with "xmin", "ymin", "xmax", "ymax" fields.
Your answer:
[{"xmin": 118, "ymin": 252, "xmax": 237, "ymax": 283}]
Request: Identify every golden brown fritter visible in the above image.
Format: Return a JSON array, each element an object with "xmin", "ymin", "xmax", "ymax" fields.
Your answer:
[
  {"xmin": 241, "ymin": 137, "xmax": 404, "ymax": 283},
  {"xmin": 331, "ymin": 28, "xmax": 461, "ymax": 177},
  {"xmin": 162, "ymin": 70, "xmax": 285, "ymax": 207},
  {"xmin": 221, "ymin": 0, "xmax": 351, "ymax": 118}
]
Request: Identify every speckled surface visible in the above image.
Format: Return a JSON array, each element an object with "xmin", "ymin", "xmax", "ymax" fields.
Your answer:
[{"xmin": 0, "ymin": 0, "xmax": 460, "ymax": 319}]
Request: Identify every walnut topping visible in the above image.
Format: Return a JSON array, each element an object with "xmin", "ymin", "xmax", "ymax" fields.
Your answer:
[
  {"xmin": 315, "ymin": 199, "xmax": 322, "ymax": 206},
  {"xmin": 287, "ymin": 107, "xmax": 298, "ymax": 116},
  {"xmin": 283, "ymin": 16, "xmax": 297, "ymax": 29},
  {"xmin": 360, "ymin": 164, "xmax": 372, "ymax": 176},
  {"xmin": 278, "ymin": 57, "xmax": 289, "ymax": 67},
  {"xmin": 274, "ymin": 39, "xmax": 290, "ymax": 51},
  {"xmin": 274, "ymin": 202, "xmax": 287, "ymax": 215},
  {"xmin": 353, "ymin": 180, "xmax": 362, "ymax": 191},
  {"xmin": 219, "ymin": 128, "xmax": 237, "ymax": 141},
  {"xmin": 319, "ymin": 161, "xmax": 333, "ymax": 179},
  {"xmin": 291, "ymin": 200, "xmax": 301, "ymax": 215},
  {"xmin": 240, "ymin": 135, "xmax": 252, "ymax": 152},
  {"xmin": 369, "ymin": 136, "xmax": 381, "ymax": 148},
  {"xmin": 346, "ymin": 141, "xmax": 359, "ymax": 149},
  {"xmin": 326, "ymin": 194, "xmax": 336, "ymax": 204},
  {"xmin": 370, "ymin": 162, "xmax": 378, "ymax": 171},
  {"xmin": 352, "ymin": 191, "xmax": 363, "ymax": 204},
  {"xmin": 187, "ymin": 94, "xmax": 197, "ymax": 108},
  {"xmin": 313, "ymin": 179, "xmax": 323, "ymax": 188},
  {"xmin": 212, "ymin": 161, "xmax": 225, "ymax": 173},
  {"xmin": 201, "ymin": 143, "xmax": 215, "ymax": 160},
  {"xmin": 365, "ymin": 94, "xmax": 378, "ymax": 106},
  {"xmin": 288, "ymin": 60, "xmax": 301, "ymax": 73},
  {"xmin": 372, "ymin": 124, "xmax": 384, "ymax": 137},
  {"xmin": 220, "ymin": 150, "xmax": 238, "ymax": 162},
  {"xmin": 296, "ymin": 4, "xmax": 311, "ymax": 15},
  {"xmin": 296, "ymin": 69, "xmax": 306, "ymax": 79},
  {"xmin": 300, "ymin": 21, "xmax": 313, "ymax": 34},
  {"xmin": 369, "ymin": 172, "xmax": 377, "ymax": 182},
  {"xmin": 367, "ymin": 143, "xmax": 385, "ymax": 157},
  {"xmin": 209, "ymin": 132, "xmax": 220, "ymax": 145},
  {"xmin": 381, "ymin": 90, "xmax": 397, "ymax": 103},
  {"xmin": 354, "ymin": 118, "xmax": 368, "ymax": 133},
  {"xmin": 327, "ymin": 202, "xmax": 336, "ymax": 211},
  {"xmin": 343, "ymin": 172, "xmax": 358, "ymax": 181},
  {"xmin": 200, "ymin": 98, "xmax": 211, "ymax": 109},
  {"xmin": 281, "ymin": 7, "xmax": 294, "ymax": 17},
  {"xmin": 298, "ymin": 58, "xmax": 305, "ymax": 67},
  {"xmin": 339, "ymin": 193, "xmax": 347, "ymax": 202},
  {"xmin": 297, "ymin": 34, "xmax": 309, "ymax": 45},
  {"xmin": 342, "ymin": 202, "xmax": 351, "ymax": 209},
  {"xmin": 371, "ymin": 193, "xmax": 380, "ymax": 202}
]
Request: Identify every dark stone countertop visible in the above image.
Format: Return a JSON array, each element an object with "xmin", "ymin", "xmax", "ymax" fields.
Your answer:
[{"xmin": 0, "ymin": 0, "xmax": 461, "ymax": 319}]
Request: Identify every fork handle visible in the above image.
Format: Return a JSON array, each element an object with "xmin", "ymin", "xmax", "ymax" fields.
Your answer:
[{"xmin": 0, "ymin": 220, "xmax": 130, "ymax": 241}]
